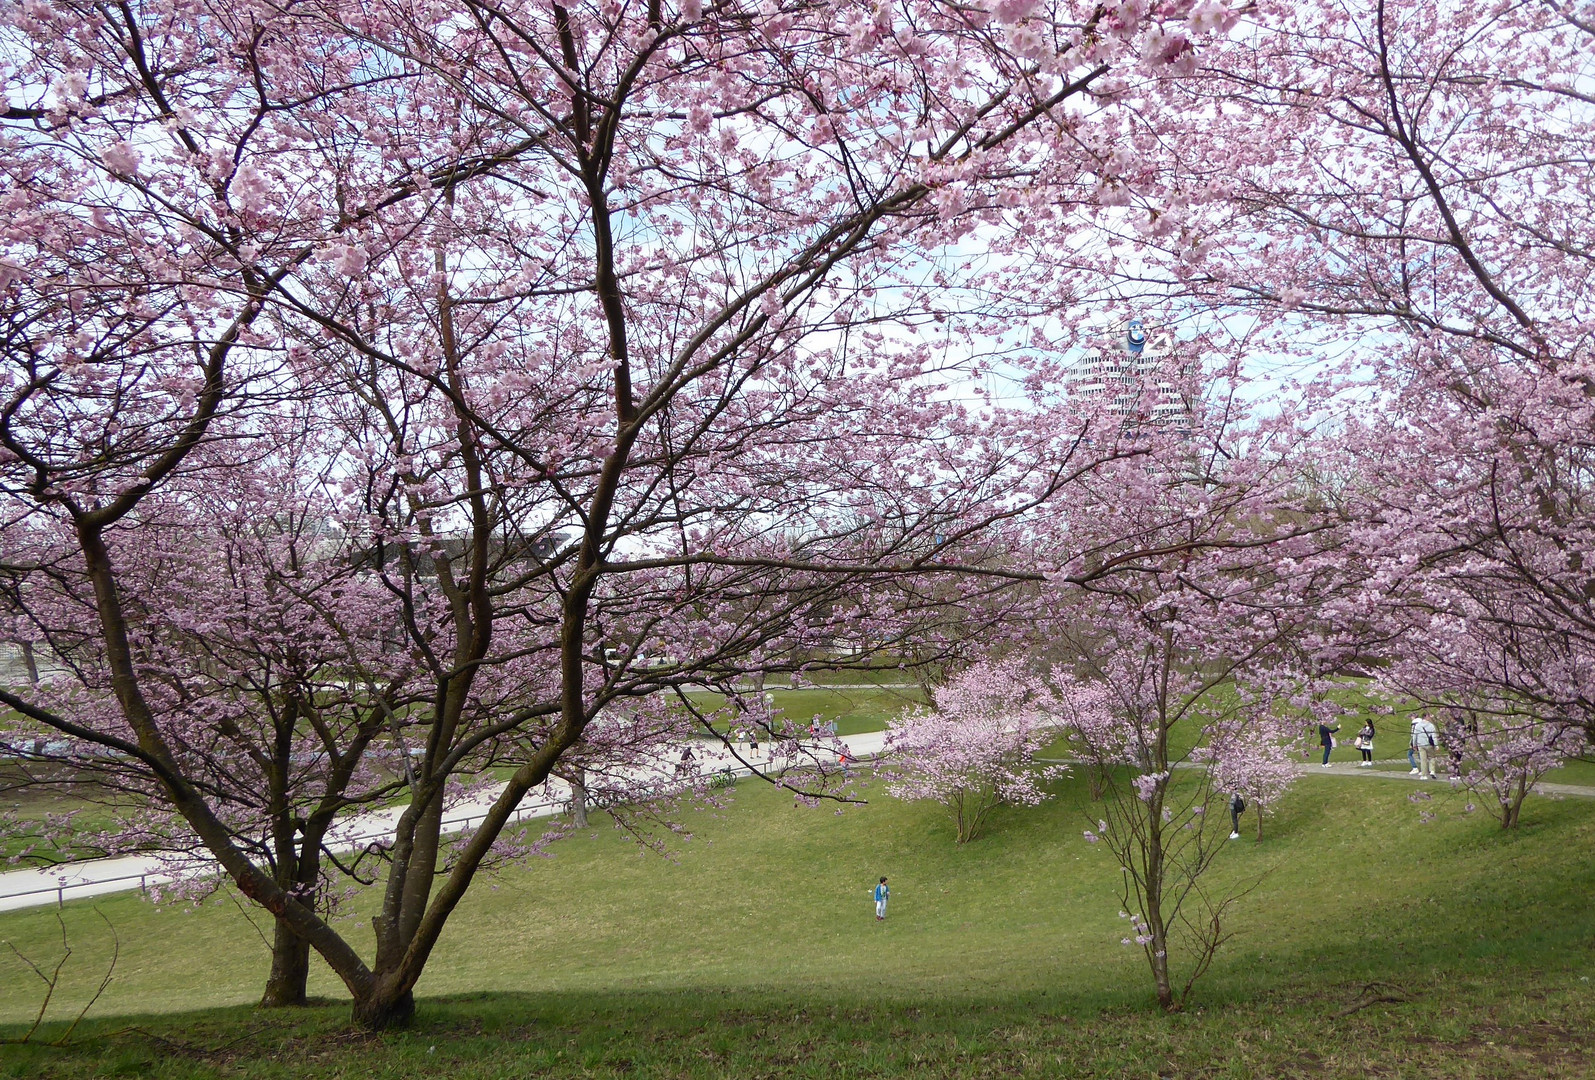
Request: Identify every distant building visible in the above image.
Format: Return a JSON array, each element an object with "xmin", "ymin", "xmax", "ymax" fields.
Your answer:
[{"xmin": 1064, "ymin": 318, "xmax": 1190, "ymax": 429}]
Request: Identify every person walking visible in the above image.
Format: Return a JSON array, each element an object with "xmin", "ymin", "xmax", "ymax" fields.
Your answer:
[
  {"xmin": 1318, "ymin": 720, "xmax": 1341, "ymax": 767},
  {"xmin": 873, "ymin": 876, "xmax": 889, "ymax": 921},
  {"xmin": 1410, "ymin": 715, "xmax": 1439, "ymax": 779},
  {"xmin": 1355, "ymin": 719, "xmax": 1376, "ymax": 766},
  {"xmin": 1229, "ymin": 792, "xmax": 1246, "ymax": 839}
]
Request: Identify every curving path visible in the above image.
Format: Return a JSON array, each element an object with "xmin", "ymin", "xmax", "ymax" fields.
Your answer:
[{"xmin": 0, "ymin": 729, "xmax": 890, "ymax": 913}]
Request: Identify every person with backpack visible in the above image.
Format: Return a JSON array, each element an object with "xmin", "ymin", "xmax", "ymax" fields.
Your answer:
[
  {"xmin": 1410, "ymin": 715, "xmax": 1439, "ymax": 780},
  {"xmin": 1355, "ymin": 719, "xmax": 1376, "ymax": 766},
  {"xmin": 1229, "ymin": 792, "xmax": 1246, "ymax": 839}
]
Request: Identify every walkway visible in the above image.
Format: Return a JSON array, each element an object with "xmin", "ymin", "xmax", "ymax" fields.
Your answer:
[
  {"xmin": 0, "ymin": 730, "xmax": 890, "ymax": 913},
  {"xmin": 1300, "ymin": 758, "xmax": 1595, "ymax": 799}
]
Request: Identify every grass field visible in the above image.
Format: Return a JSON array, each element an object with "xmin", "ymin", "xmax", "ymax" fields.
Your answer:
[
  {"xmin": 687, "ymin": 684, "xmax": 925, "ymax": 737},
  {"xmin": 1, "ymin": 763, "xmax": 1592, "ymax": 1078},
  {"xmin": 0, "ymin": 771, "xmax": 134, "ymax": 864}
]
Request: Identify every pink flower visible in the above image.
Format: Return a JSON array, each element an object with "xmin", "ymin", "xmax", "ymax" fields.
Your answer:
[
  {"xmin": 990, "ymin": 0, "xmax": 1043, "ymax": 23},
  {"xmin": 102, "ymin": 141, "xmax": 142, "ymax": 176}
]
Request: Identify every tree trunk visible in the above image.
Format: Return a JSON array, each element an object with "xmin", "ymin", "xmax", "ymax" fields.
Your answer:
[
  {"xmin": 1143, "ymin": 807, "xmax": 1176, "ymax": 1011},
  {"xmin": 570, "ymin": 770, "xmax": 588, "ymax": 829},
  {"xmin": 260, "ymin": 919, "xmax": 311, "ymax": 1007},
  {"xmin": 1255, "ymin": 803, "xmax": 1264, "ymax": 841},
  {"xmin": 19, "ymin": 641, "xmax": 40, "ymax": 685},
  {"xmin": 1149, "ymin": 923, "xmax": 1175, "ymax": 1011},
  {"xmin": 351, "ymin": 984, "xmax": 416, "ymax": 1031},
  {"xmin": 1502, "ymin": 776, "xmax": 1526, "ymax": 829}
]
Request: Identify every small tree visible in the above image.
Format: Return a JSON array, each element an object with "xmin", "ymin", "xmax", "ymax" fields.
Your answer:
[
  {"xmin": 883, "ymin": 660, "xmax": 1061, "ymax": 843},
  {"xmin": 1057, "ymin": 633, "xmax": 1252, "ymax": 1013},
  {"xmin": 1202, "ymin": 705, "xmax": 1303, "ymax": 841},
  {"xmin": 1443, "ymin": 706, "xmax": 1585, "ymax": 830},
  {"xmin": 1039, "ymin": 398, "xmax": 1337, "ymax": 1011}
]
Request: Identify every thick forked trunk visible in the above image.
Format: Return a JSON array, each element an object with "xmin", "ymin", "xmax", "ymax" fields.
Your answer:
[
  {"xmin": 1501, "ymin": 781, "xmax": 1523, "ymax": 829},
  {"xmin": 396, "ymin": 795, "xmax": 445, "ymax": 952},
  {"xmin": 260, "ymin": 833, "xmax": 326, "ymax": 1007},
  {"xmin": 370, "ymin": 788, "xmax": 433, "ymax": 979},
  {"xmin": 351, "ymin": 982, "xmax": 416, "ymax": 1031},
  {"xmin": 1502, "ymin": 774, "xmax": 1529, "ymax": 829},
  {"xmin": 260, "ymin": 918, "xmax": 312, "ymax": 1007}
]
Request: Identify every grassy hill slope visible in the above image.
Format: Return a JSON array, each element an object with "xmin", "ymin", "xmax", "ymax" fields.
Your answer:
[{"xmin": 1, "ymin": 770, "xmax": 1592, "ymax": 1077}]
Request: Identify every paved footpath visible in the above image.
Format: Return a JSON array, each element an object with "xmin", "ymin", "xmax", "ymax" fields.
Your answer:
[
  {"xmin": 1299, "ymin": 758, "xmax": 1595, "ymax": 799},
  {"xmin": 5, "ymin": 733, "xmax": 1589, "ymax": 913},
  {"xmin": 0, "ymin": 730, "xmax": 890, "ymax": 913}
]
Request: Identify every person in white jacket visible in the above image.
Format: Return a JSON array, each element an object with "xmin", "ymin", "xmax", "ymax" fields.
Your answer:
[{"xmin": 1410, "ymin": 716, "xmax": 1439, "ymax": 780}]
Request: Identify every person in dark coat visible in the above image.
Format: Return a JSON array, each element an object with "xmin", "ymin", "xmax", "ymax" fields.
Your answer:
[{"xmin": 1318, "ymin": 720, "xmax": 1341, "ymax": 766}]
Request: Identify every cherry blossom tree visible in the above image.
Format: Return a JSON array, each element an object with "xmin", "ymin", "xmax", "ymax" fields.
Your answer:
[
  {"xmin": 1200, "ymin": 705, "xmax": 1302, "ymax": 841},
  {"xmin": 0, "ymin": 411, "xmax": 430, "ymax": 1005},
  {"xmin": 1038, "ymin": 386, "xmax": 1342, "ymax": 1011},
  {"xmin": 0, "ymin": 0, "xmax": 1268, "ymax": 1031},
  {"xmin": 1440, "ymin": 706, "xmax": 1586, "ymax": 830},
  {"xmin": 1122, "ymin": 0, "xmax": 1595, "ymax": 741},
  {"xmin": 883, "ymin": 658, "xmax": 1062, "ymax": 843},
  {"xmin": 1054, "ymin": 614, "xmax": 1267, "ymax": 1013},
  {"xmin": 0, "ymin": 0, "xmax": 553, "ymax": 1016}
]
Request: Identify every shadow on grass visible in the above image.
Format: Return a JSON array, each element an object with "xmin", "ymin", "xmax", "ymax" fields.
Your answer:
[{"xmin": 3, "ymin": 968, "xmax": 1594, "ymax": 1080}]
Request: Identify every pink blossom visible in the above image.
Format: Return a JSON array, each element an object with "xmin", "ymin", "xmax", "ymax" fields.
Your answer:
[
  {"xmin": 101, "ymin": 140, "xmax": 141, "ymax": 175},
  {"xmin": 884, "ymin": 660, "xmax": 1066, "ymax": 843}
]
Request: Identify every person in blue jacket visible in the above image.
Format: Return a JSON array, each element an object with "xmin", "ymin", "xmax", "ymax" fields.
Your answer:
[{"xmin": 873, "ymin": 877, "xmax": 889, "ymax": 921}]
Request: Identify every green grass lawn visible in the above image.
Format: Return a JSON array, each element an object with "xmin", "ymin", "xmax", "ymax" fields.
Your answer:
[
  {"xmin": 0, "ymin": 770, "xmax": 137, "ymax": 864},
  {"xmin": 1, "ymin": 764, "xmax": 1592, "ymax": 1077},
  {"xmin": 688, "ymin": 685, "xmax": 924, "ymax": 737},
  {"xmin": 1549, "ymin": 755, "xmax": 1595, "ymax": 787},
  {"xmin": 790, "ymin": 667, "xmax": 927, "ymax": 687}
]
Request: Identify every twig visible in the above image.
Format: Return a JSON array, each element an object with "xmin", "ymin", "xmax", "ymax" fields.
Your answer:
[
  {"xmin": 1332, "ymin": 980, "xmax": 1410, "ymax": 1017},
  {"xmin": 109, "ymin": 1024, "xmax": 269, "ymax": 1058},
  {"xmin": 1, "ymin": 905, "xmax": 74, "ymax": 1043},
  {"xmin": 54, "ymin": 908, "xmax": 119, "ymax": 1045}
]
